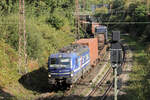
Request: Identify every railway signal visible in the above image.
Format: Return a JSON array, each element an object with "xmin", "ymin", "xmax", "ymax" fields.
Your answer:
[{"xmin": 110, "ymin": 31, "xmax": 124, "ymax": 100}]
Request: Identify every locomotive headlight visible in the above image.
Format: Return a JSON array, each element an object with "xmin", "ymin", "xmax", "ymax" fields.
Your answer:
[
  {"xmin": 48, "ymin": 74, "xmax": 51, "ymax": 78},
  {"xmin": 71, "ymin": 71, "xmax": 73, "ymax": 77}
]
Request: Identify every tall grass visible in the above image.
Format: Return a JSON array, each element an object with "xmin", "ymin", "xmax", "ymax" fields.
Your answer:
[
  {"xmin": 0, "ymin": 12, "xmax": 75, "ymax": 99},
  {"xmin": 120, "ymin": 35, "xmax": 150, "ymax": 100}
]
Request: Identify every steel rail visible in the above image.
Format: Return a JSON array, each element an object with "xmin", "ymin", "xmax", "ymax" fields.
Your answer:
[
  {"xmin": 87, "ymin": 66, "xmax": 112, "ymax": 100},
  {"xmin": 101, "ymin": 47, "xmax": 127, "ymax": 100},
  {"xmin": 101, "ymin": 82, "xmax": 113, "ymax": 100}
]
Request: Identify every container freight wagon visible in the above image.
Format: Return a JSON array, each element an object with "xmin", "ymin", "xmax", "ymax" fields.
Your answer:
[
  {"xmin": 91, "ymin": 22, "xmax": 101, "ymax": 34},
  {"xmin": 80, "ymin": 20, "xmax": 101, "ymax": 37},
  {"xmin": 95, "ymin": 25, "xmax": 108, "ymax": 50},
  {"xmin": 75, "ymin": 38, "xmax": 98, "ymax": 67},
  {"xmin": 48, "ymin": 44, "xmax": 91, "ymax": 85}
]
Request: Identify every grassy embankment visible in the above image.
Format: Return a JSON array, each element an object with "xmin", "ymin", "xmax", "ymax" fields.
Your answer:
[
  {"xmin": 0, "ymin": 14, "xmax": 75, "ymax": 100},
  {"xmin": 120, "ymin": 35, "xmax": 150, "ymax": 100},
  {"xmin": 0, "ymin": 40, "xmax": 36, "ymax": 100}
]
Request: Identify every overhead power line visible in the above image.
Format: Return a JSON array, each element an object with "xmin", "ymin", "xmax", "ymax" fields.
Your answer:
[
  {"xmin": 2, "ymin": 21, "xmax": 150, "ymax": 25},
  {"xmin": 102, "ymin": 21, "xmax": 150, "ymax": 24}
]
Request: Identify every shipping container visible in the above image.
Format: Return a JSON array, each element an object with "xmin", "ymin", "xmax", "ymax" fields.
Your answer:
[
  {"xmin": 75, "ymin": 38, "xmax": 98, "ymax": 66},
  {"xmin": 95, "ymin": 34, "xmax": 105, "ymax": 50},
  {"xmin": 95, "ymin": 26, "xmax": 108, "ymax": 43},
  {"xmin": 95, "ymin": 26, "xmax": 108, "ymax": 50}
]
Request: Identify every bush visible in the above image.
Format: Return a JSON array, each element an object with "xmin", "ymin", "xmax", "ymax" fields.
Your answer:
[
  {"xmin": 46, "ymin": 14, "xmax": 64, "ymax": 29},
  {"xmin": 0, "ymin": 14, "xmax": 19, "ymax": 50},
  {"xmin": 0, "ymin": 0, "xmax": 75, "ymax": 67}
]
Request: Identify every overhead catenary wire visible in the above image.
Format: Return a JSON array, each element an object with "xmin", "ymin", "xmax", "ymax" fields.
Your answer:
[
  {"xmin": 96, "ymin": 0, "xmax": 129, "ymax": 26},
  {"xmin": 1, "ymin": 1, "xmax": 150, "ymax": 28},
  {"xmin": 109, "ymin": 5, "xmax": 127, "ymax": 30},
  {"xmin": 2, "ymin": 21, "xmax": 150, "ymax": 25}
]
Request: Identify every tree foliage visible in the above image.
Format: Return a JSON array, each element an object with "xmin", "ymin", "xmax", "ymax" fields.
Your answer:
[
  {"xmin": 98, "ymin": 1, "xmax": 150, "ymax": 99},
  {"xmin": 0, "ymin": 0, "xmax": 75, "ymax": 66}
]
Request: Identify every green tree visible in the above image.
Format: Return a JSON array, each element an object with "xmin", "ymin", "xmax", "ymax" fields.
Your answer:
[
  {"xmin": 0, "ymin": 0, "xmax": 17, "ymax": 15},
  {"xmin": 46, "ymin": 13, "xmax": 64, "ymax": 29}
]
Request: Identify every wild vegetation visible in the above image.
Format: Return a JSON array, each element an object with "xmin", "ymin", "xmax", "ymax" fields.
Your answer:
[
  {"xmin": 119, "ymin": 35, "xmax": 150, "ymax": 100},
  {"xmin": 94, "ymin": 0, "xmax": 150, "ymax": 99},
  {"xmin": 96, "ymin": 0, "xmax": 150, "ymax": 42},
  {"xmin": 103, "ymin": 0, "xmax": 150, "ymax": 99},
  {"xmin": 0, "ymin": 0, "xmax": 76, "ymax": 99},
  {"xmin": 0, "ymin": 0, "xmax": 76, "ymax": 66}
]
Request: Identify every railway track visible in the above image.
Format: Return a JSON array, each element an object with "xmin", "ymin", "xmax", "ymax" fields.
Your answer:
[
  {"xmin": 86, "ymin": 66, "xmax": 112, "ymax": 100},
  {"xmin": 86, "ymin": 63, "xmax": 127, "ymax": 100},
  {"xmin": 36, "ymin": 44, "xmax": 131, "ymax": 100},
  {"xmin": 86, "ymin": 46, "xmax": 129, "ymax": 100},
  {"xmin": 101, "ymin": 82, "xmax": 113, "ymax": 100},
  {"xmin": 102, "ymin": 60, "xmax": 129, "ymax": 100}
]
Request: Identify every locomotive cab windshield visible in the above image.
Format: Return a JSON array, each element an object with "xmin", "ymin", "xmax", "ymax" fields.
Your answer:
[{"xmin": 50, "ymin": 57, "xmax": 71, "ymax": 68}]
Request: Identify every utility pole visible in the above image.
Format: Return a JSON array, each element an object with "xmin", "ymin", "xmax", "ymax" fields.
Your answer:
[
  {"xmin": 75, "ymin": 0, "xmax": 80, "ymax": 39},
  {"xmin": 82, "ymin": 0, "xmax": 86, "ymax": 34},
  {"xmin": 18, "ymin": 0, "xmax": 28, "ymax": 74},
  {"xmin": 82, "ymin": 0, "xmax": 85, "ymax": 10},
  {"xmin": 114, "ymin": 66, "xmax": 117, "ymax": 100},
  {"xmin": 110, "ymin": 63, "xmax": 118, "ymax": 100}
]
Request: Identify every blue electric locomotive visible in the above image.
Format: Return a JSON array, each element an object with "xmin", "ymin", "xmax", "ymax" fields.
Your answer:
[{"xmin": 48, "ymin": 44, "xmax": 90, "ymax": 85}]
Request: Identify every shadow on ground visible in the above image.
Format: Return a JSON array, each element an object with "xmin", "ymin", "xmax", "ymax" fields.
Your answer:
[
  {"xmin": 0, "ymin": 86, "xmax": 16, "ymax": 100},
  {"xmin": 19, "ymin": 67, "xmax": 50, "ymax": 93}
]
